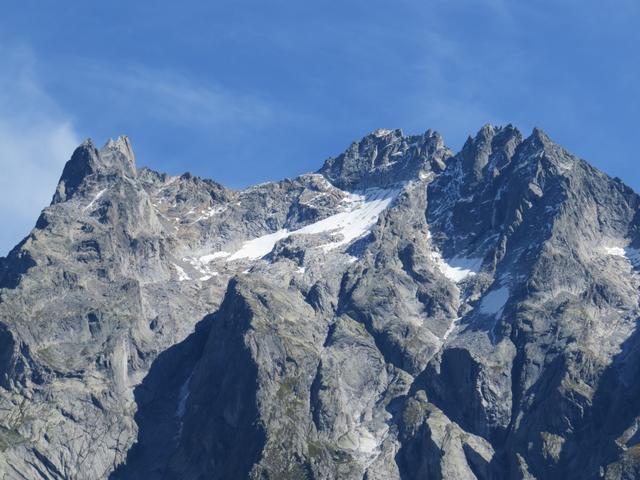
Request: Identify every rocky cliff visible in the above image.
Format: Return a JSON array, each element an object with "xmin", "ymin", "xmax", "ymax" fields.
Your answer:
[{"xmin": 1, "ymin": 125, "xmax": 640, "ymax": 479}]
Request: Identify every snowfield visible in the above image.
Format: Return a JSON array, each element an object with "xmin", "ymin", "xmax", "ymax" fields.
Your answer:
[{"xmin": 226, "ymin": 187, "xmax": 400, "ymax": 261}]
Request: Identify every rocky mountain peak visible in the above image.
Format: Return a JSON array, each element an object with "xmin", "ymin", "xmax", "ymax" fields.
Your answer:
[
  {"xmin": 3, "ymin": 125, "xmax": 640, "ymax": 480},
  {"xmin": 318, "ymin": 127, "xmax": 451, "ymax": 190},
  {"xmin": 51, "ymin": 135, "xmax": 137, "ymax": 205},
  {"xmin": 459, "ymin": 123, "xmax": 523, "ymax": 184},
  {"xmin": 100, "ymin": 135, "xmax": 137, "ymax": 174},
  {"xmin": 508, "ymin": 126, "xmax": 581, "ymax": 180},
  {"xmin": 529, "ymin": 126, "xmax": 552, "ymax": 144},
  {"xmin": 370, "ymin": 127, "xmax": 402, "ymax": 139},
  {"xmin": 51, "ymin": 139, "xmax": 101, "ymax": 204}
]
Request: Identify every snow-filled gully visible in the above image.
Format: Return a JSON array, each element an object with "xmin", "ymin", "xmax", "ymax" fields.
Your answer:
[{"xmin": 206, "ymin": 187, "xmax": 400, "ymax": 263}]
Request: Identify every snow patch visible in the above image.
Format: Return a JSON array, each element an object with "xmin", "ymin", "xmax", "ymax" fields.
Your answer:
[
  {"xmin": 442, "ymin": 316, "xmax": 461, "ymax": 342},
  {"xmin": 193, "ymin": 205, "xmax": 227, "ymax": 223},
  {"xmin": 198, "ymin": 251, "xmax": 231, "ymax": 263},
  {"xmin": 430, "ymin": 251, "xmax": 482, "ymax": 282},
  {"xmin": 605, "ymin": 246, "xmax": 626, "ymax": 257},
  {"xmin": 297, "ymin": 188, "xmax": 398, "ymax": 251},
  {"xmin": 440, "ymin": 256, "xmax": 482, "ymax": 282},
  {"xmin": 183, "ymin": 252, "xmax": 228, "ymax": 278},
  {"xmin": 604, "ymin": 245, "xmax": 640, "ymax": 267},
  {"xmin": 173, "ymin": 264, "xmax": 190, "ymax": 282},
  {"xmin": 198, "ymin": 273, "xmax": 218, "ymax": 281},
  {"xmin": 426, "ymin": 226, "xmax": 482, "ymax": 282},
  {"xmin": 227, "ymin": 229, "xmax": 290, "ymax": 261},
  {"xmin": 355, "ymin": 428, "xmax": 379, "ymax": 455},
  {"xmin": 225, "ymin": 188, "xmax": 399, "ymax": 261},
  {"xmin": 373, "ymin": 128, "xmax": 392, "ymax": 137},
  {"xmin": 479, "ymin": 286, "xmax": 510, "ymax": 316}
]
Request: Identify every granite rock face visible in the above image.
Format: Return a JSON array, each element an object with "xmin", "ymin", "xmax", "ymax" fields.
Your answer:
[{"xmin": 1, "ymin": 126, "xmax": 640, "ymax": 479}]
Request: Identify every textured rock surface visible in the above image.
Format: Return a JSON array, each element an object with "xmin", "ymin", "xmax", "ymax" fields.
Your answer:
[{"xmin": 1, "ymin": 126, "xmax": 640, "ymax": 479}]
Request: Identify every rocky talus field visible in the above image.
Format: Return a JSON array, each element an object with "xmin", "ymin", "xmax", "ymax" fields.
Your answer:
[{"xmin": 2, "ymin": 126, "xmax": 640, "ymax": 479}]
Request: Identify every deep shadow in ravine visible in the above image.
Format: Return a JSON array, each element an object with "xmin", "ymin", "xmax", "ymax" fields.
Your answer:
[{"xmin": 109, "ymin": 313, "xmax": 214, "ymax": 480}]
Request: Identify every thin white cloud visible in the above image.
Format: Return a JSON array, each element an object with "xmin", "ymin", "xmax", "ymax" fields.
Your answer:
[
  {"xmin": 78, "ymin": 63, "xmax": 279, "ymax": 129},
  {"xmin": 0, "ymin": 45, "xmax": 80, "ymax": 255},
  {"xmin": 0, "ymin": 49, "xmax": 296, "ymax": 256}
]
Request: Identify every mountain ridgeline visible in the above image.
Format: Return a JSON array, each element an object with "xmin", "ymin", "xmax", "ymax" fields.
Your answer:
[{"xmin": 1, "ymin": 125, "xmax": 640, "ymax": 479}]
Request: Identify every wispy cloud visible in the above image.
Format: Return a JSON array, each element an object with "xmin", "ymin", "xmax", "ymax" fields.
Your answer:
[
  {"xmin": 0, "ymin": 44, "xmax": 80, "ymax": 255},
  {"xmin": 0, "ymin": 49, "xmax": 290, "ymax": 255},
  {"xmin": 77, "ymin": 63, "xmax": 281, "ymax": 129}
]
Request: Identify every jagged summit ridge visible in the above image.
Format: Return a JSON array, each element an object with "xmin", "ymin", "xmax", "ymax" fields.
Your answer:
[
  {"xmin": 318, "ymin": 127, "xmax": 450, "ymax": 189},
  {"xmin": 52, "ymin": 135, "xmax": 137, "ymax": 205},
  {"xmin": 2, "ymin": 124, "xmax": 640, "ymax": 480}
]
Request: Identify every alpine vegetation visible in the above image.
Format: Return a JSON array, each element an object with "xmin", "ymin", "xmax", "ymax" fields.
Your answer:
[{"xmin": 1, "ymin": 126, "xmax": 640, "ymax": 479}]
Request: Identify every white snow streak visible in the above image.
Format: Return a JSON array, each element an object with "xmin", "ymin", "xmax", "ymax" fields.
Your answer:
[
  {"xmin": 176, "ymin": 374, "xmax": 192, "ymax": 418},
  {"xmin": 226, "ymin": 188, "xmax": 399, "ymax": 261},
  {"xmin": 227, "ymin": 229, "xmax": 290, "ymax": 261},
  {"xmin": 198, "ymin": 273, "xmax": 218, "ymax": 281},
  {"xmin": 604, "ymin": 245, "xmax": 640, "ymax": 267},
  {"xmin": 605, "ymin": 246, "xmax": 626, "ymax": 257},
  {"xmin": 83, "ymin": 188, "xmax": 107, "ymax": 212},
  {"xmin": 429, "ymin": 249, "xmax": 482, "ymax": 282},
  {"xmin": 297, "ymin": 188, "xmax": 398, "ymax": 251},
  {"xmin": 442, "ymin": 316, "xmax": 461, "ymax": 341},
  {"xmin": 198, "ymin": 251, "xmax": 231, "ymax": 263},
  {"xmin": 173, "ymin": 264, "xmax": 190, "ymax": 281}
]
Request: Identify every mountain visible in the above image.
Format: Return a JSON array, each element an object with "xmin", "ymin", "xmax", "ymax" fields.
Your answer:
[{"xmin": 1, "ymin": 125, "xmax": 640, "ymax": 479}]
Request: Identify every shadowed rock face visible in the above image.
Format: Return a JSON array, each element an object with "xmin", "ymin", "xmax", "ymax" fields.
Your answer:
[{"xmin": 1, "ymin": 126, "xmax": 640, "ymax": 479}]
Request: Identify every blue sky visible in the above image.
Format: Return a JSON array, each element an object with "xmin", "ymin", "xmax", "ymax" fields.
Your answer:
[{"xmin": 1, "ymin": 0, "xmax": 639, "ymax": 254}]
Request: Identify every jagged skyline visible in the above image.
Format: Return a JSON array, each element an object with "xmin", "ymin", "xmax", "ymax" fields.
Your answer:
[
  {"xmin": 2, "ymin": 122, "xmax": 640, "ymax": 478},
  {"xmin": 2, "ymin": 1, "xmax": 640, "ymax": 255}
]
